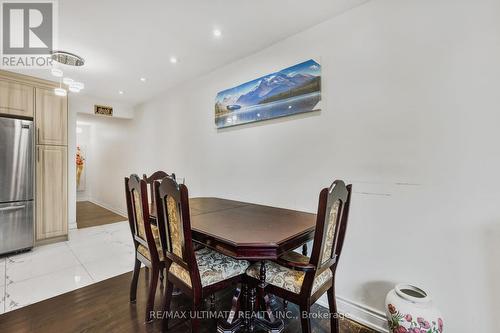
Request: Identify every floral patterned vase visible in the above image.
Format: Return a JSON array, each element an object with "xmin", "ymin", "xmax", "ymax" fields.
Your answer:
[{"xmin": 385, "ymin": 284, "xmax": 443, "ymax": 333}]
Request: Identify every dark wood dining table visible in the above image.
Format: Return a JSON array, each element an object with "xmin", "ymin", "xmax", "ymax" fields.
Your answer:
[{"xmin": 151, "ymin": 197, "xmax": 317, "ymax": 332}]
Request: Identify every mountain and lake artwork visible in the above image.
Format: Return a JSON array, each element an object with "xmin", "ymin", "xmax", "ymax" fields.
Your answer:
[{"xmin": 215, "ymin": 59, "xmax": 321, "ymax": 128}]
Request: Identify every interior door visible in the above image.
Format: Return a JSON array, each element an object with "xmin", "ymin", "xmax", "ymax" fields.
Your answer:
[
  {"xmin": 36, "ymin": 145, "xmax": 68, "ymax": 240},
  {"xmin": 35, "ymin": 88, "xmax": 68, "ymax": 146}
]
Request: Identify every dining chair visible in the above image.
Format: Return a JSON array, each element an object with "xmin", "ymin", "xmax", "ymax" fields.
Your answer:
[
  {"xmin": 143, "ymin": 170, "xmax": 176, "ymax": 282},
  {"xmin": 246, "ymin": 180, "xmax": 352, "ymax": 333},
  {"xmin": 124, "ymin": 174, "xmax": 166, "ymax": 323},
  {"xmin": 154, "ymin": 176, "xmax": 250, "ymax": 332},
  {"xmin": 143, "ymin": 171, "xmax": 175, "ymax": 208}
]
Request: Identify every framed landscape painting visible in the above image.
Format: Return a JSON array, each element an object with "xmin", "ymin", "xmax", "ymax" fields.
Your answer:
[{"xmin": 215, "ymin": 59, "xmax": 321, "ymax": 128}]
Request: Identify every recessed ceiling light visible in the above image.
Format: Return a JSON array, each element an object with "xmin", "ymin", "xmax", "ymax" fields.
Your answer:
[
  {"xmin": 213, "ymin": 29, "xmax": 222, "ymax": 38},
  {"xmin": 140, "ymin": 77, "xmax": 146, "ymax": 82},
  {"xmin": 170, "ymin": 56, "xmax": 178, "ymax": 64},
  {"xmin": 118, "ymin": 90, "xmax": 124, "ymax": 95}
]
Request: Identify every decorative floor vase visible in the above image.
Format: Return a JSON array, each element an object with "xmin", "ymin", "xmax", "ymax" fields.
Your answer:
[{"xmin": 385, "ymin": 284, "xmax": 443, "ymax": 333}]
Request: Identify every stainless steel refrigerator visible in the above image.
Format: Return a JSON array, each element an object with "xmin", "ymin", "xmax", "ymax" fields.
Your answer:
[{"xmin": 0, "ymin": 116, "xmax": 34, "ymax": 255}]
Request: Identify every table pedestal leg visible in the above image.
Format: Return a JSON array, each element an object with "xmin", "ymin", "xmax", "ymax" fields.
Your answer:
[
  {"xmin": 254, "ymin": 261, "xmax": 284, "ymax": 333},
  {"xmin": 249, "ymin": 285, "xmax": 256, "ymax": 332},
  {"xmin": 242, "ymin": 284, "xmax": 249, "ymax": 329}
]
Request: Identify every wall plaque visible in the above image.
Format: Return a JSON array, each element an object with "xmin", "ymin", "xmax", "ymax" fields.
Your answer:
[{"xmin": 94, "ymin": 105, "xmax": 113, "ymax": 116}]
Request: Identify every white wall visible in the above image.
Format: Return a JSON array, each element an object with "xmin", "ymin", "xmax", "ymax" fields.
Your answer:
[{"xmin": 80, "ymin": 0, "xmax": 500, "ymax": 331}]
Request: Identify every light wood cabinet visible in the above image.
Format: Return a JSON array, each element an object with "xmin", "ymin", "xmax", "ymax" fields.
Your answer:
[
  {"xmin": 1, "ymin": 70, "xmax": 69, "ymax": 244},
  {"xmin": 36, "ymin": 145, "xmax": 68, "ymax": 240},
  {"xmin": 0, "ymin": 79, "xmax": 34, "ymax": 117},
  {"xmin": 35, "ymin": 88, "xmax": 68, "ymax": 146}
]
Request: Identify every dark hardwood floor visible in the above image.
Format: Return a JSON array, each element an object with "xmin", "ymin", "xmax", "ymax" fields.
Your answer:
[
  {"xmin": 76, "ymin": 201, "xmax": 127, "ymax": 229},
  {"xmin": 0, "ymin": 268, "xmax": 378, "ymax": 333}
]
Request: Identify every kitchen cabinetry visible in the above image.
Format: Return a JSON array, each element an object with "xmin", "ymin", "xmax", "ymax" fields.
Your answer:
[
  {"xmin": 36, "ymin": 145, "xmax": 68, "ymax": 240},
  {"xmin": 35, "ymin": 88, "xmax": 68, "ymax": 146},
  {"xmin": 0, "ymin": 70, "xmax": 69, "ymax": 245},
  {"xmin": 0, "ymin": 79, "xmax": 34, "ymax": 117}
]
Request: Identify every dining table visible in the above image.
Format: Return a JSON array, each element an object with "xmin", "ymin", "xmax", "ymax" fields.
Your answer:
[{"xmin": 151, "ymin": 197, "xmax": 316, "ymax": 333}]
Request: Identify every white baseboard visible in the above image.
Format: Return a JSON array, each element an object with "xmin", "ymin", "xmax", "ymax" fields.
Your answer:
[
  {"xmin": 317, "ymin": 295, "xmax": 389, "ymax": 332},
  {"xmin": 88, "ymin": 199, "xmax": 127, "ymax": 218}
]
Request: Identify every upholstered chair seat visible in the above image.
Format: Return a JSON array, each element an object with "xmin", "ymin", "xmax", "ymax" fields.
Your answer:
[
  {"xmin": 246, "ymin": 260, "xmax": 332, "ymax": 295},
  {"xmin": 137, "ymin": 225, "xmax": 164, "ymax": 261},
  {"xmin": 170, "ymin": 247, "xmax": 249, "ymax": 287}
]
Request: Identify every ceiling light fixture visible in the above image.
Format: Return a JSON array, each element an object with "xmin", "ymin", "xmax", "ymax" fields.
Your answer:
[
  {"xmin": 169, "ymin": 56, "xmax": 178, "ymax": 64},
  {"xmin": 72, "ymin": 82, "xmax": 85, "ymax": 90},
  {"xmin": 140, "ymin": 77, "xmax": 146, "ymax": 82},
  {"xmin": 118, "ymin": 90, "xmax": 124, "ymax": 95},
  {"xmin": 61, "ymin": 79, "xmax": 84, "ymax": 93},
  {"xmin": 63, "ymin": 77, "xmax": 74, "ymax": 85},
  {"xmin": 51, "ymin": 50, "xmax": 85, "ymax": 66},
  {"xmin": 54, "ymin": 87, "xmax": 67, "ymax": 96},
  {"xmin": 51, "ymin": 68, "xmax": 63, "ymax": 77},
  {"xmin": 70, "ymin": 82, "xmax": 84, "ymax": 93},
  {"xmin": 213, "ymin": 29, "xmax": 222, "ymax": 38}
]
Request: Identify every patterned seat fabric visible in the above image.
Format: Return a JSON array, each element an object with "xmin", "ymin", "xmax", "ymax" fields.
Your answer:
[
  {"xmin": 137, "ymin": 224, "xmax": 164, "ymax": 261},
  {"xmin": 246, "ymin": 260, "xmax": 332, "ymax": 295},
  {"xmin": 169, "ymin": 247, "xmax": 249, "ymax": 288}
]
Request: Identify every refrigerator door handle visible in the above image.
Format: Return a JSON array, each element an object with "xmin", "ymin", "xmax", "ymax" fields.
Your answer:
[{"xmin": 0, "ymin": 205, "xmax": 26, "ymax": 212}]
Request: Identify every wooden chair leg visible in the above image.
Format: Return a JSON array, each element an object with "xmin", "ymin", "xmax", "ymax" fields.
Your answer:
[
  {"xmin": 130, "ymin": 258, "xmax": 141, "ymax": 303},
  {"xmin": 328, "ymin": 287, "xmax": 340, "ymax": 333},
  {"xmin": 299, "ymin": 304, "xmax": 311, "ymax": 333},
  {"xmin": 145, "ymin": 265, "xmax": 160, "ymax": 323},
  {"xmin": 161, "ymin": 281, "xmax": 174, "ymax": 332},
  {"xmin": 191, "ymin": 298, "xmax": 202, "ymax": 333}
]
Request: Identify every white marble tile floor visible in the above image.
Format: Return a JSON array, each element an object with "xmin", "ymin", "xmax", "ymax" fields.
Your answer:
[{"xmin": 0, "ymin": 221, "xmax": 135, "ymax": 313}]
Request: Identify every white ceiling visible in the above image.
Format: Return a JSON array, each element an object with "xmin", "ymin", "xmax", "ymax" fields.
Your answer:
[{"xmin": 14, "ymin": 0, "xmax": 367, "ymax": 106}]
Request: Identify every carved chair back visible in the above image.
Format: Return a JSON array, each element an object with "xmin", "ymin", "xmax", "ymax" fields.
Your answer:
[
  {"xmin": 303, "ymin": 180, "xmax": 352, "ymax": 293},
  {"xmin": 142, "ymin": 171, "xmax": 175, "ymax": 206},
  {"xmin": 124, "ymin": 174, "xmax": 160, "ymax": 263},
  {"xmin": 154, "ymin": 176, "xmax": 201, "ymax": 290}
]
